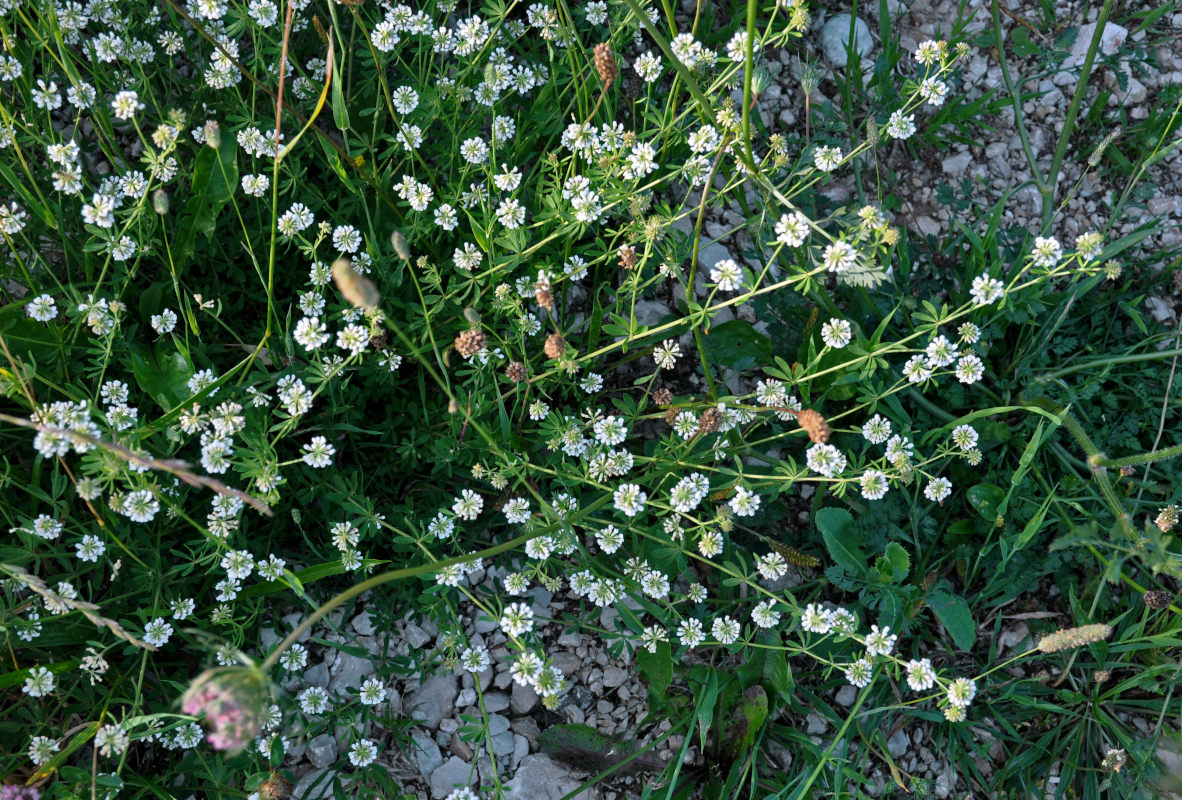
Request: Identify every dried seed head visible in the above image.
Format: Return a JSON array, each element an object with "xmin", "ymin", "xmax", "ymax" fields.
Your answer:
[
  {"xmin": 535, "ymin": 288, "xmax": 554, "ymax": 312},
  {"xmin": 152, "ymin": 189, "xmax": 169, "ymax": 215},
  {"xmin": 1093, "ymin": 669, "xmax": 1110, "ymax": 684},
  {"xmin": 593, "ymin": 42, "xmax": 618, "ymax": 85},
  {"xmin": 259, "ymin": 773, "xmax": 293, "ymax": 800},
  {"xmin": 369, "ymin": 331, "xmax": 389, "ymax": 350},
  {"xmin": 796, "ymin": 409, "xmax": 829, "ymax": 444},
  {"xmin": 1101, "ymin": 748, "xmax": 1127, "ymax": 773},
  {"xmin": 454, "ymin": 329, "xmax": 487, "ymax": 357},
  {"xmin": 544, "ymin": 333, "xmax": 566, "ymax": 359},
  {"xmin": 505, "ymin": 361, "xmax": 528, "ymax": 383},
  {"xmin": 1037, "ymin": 623, "xmax": 1113, "ymax": 654},
  {"xmin": 390, "ymin": 230, "xmax": 411, "ymax": 260},
  {"xmin": 698, "ymin": 407, "xmax": 722, "ymax": 435},
  {"xmin": 203, "ymin": 120, "xmax": 222, "ymax": 149},
  {"xmin": 652, "ymin": 387, "xmax": 673, "ymax": 406},
  {"xmin": 1119, "ymin": 464, "xmax": 1135, "ymax": 477},
  {"xmin": 1155, "ymin": 504, "xmax": 1178, "ymax": 532},
  {"xmin": 1144, "ymin": 589, "xmax": 1172, "ymax": 609},
  {"xmin": 618, "ymin": 245, "xmax": 638, "ymax": 271},
  {"xmin": 332, "ymin": 258, "xmax": 380, "ymax": 311},
  {"xmin": 664, "ymin": 407, "xmax": 682, "ymax": 426}
]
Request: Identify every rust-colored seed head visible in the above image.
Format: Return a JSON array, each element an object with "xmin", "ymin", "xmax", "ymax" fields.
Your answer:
[
  {"xmin": 796, "ymin": 409, "xmax": 829, "ymax": 444},
  {"xmin": 652, "ymin": 387, "xmax": 672, "ymax": 406},
  {"xmin": 535, "ymin": 288, "xmax": 554, "ymax": 312},
  {"xmin": 544, "ymin": 333, "xmax": 565, "ymax": 359},
  {"xmin": 594, "ymin": 42, "xmax": 617, "ymax": 85},
  {"xmin": 259, "ymin": 774, "xmax": 293, "ymax": 800},
  {"xmin": 618, "ymin": 245, "xmax": 637, "ymax": 271},
  {"xmin": 505, "ymin": 361, "xmax": 528, "ymax": 383},
  {"xmin": 455, "ymin": 329, "xmax": 486, "ymax": 357},
  {"xmin": 664, "ymin": 407, "xmax": 682, "ymax": 426},
  {"xmin": 699, "ymin": 407, "xmax": 722, "ymax": 434},
  {"xmin": 1144, "ymin": 589, "xmax": 1172, "ymax": 609},
  {"xmin": 369, "ymin": 331, "xmax": 389, "ymax": 350}
]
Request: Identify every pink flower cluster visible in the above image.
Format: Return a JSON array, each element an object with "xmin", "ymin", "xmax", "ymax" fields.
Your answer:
[{"xmin": 180, "ymin": 667, "xmax": 268, "ymax": 753}]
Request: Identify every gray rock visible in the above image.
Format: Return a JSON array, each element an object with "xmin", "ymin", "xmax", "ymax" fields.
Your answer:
[
  {"xmin": 502, "ymin": 754, "xmax": 600, "ymax": 800},
  {"xmin": 457, "ymin": 687, "xmax": 477, "ymax": 708},
  {"xmin": 512, "ymin": 734, "xmax": 531, "ymax": 770},
  {"xmin": 450, "ymin": 733, "xmax": 474, "ymax": 761},
  {"xmin": 887, "ymin": 729, "xmax": 910, "ymax": 759},
  {"xmin": 806, "ymin": 714, "xmax": 827, "ymax": 735},
  {"xmin": 511, "ymin": 681, "xmax": 538, "ymax": 715},
  {"xmin": 821, "ymin": 14, "xmax": 873, "ymax": 68},
  {"xmin": 633, "ymin": 299, "xmax": 670, "ymax": 330},
  {"xmin": 556, "ymin": 630, "xmax": 582, "ymax": 648},
  {"xmin": 483, "ymin": 692, "xmax": 511, "ymax": 713},
  {"xmin": 412, "ymin": 729, "xmax": 444, "ymax": 778},
  {"xmin": 408, "ymin": 674, "xmax": 459, "ymax": 730},
  {"xmin": 1115, "ymin": 74, "xmax": 1147, "ymax": 106},
  {"xmin": 835, "ymin": 685, "xmax": 857, "ymax": 707},
  {"xmin": 404, "ymin": 622, "xmax": 432, "ymax": 650},
  {"xmin": 942, "ymin": 152, "xmax": 972, "ymax": 177},
  {"xmin": 602, "ymin": 666, "xmax": 627, "ymax": 689},
  {"xmin": 1069, "ymin": 21, "xmax": 1128, "ymax": 60},
  {"xmin": 292, "ymin": 767, "xmax": 333, "ymax": 800},
  {"xmin": 430, "ymin": 756, "xmax": 475, "ymax": 799},
  {"xmin": 306, "ymin": 733, "xmax": 337, "ymax": 769},
  {"xmin": 474, "ymin": 614, "xmax": 498, "ymax": 634},
  {"xmin": 552, "ymin": 651, "xmax": 581, "ymax": 676},
  {"xmin": 303, "ymin": 661, "xmax": 329, "ymax": 689},
  {"xmin": 328, "ymin": 653, "xmax": 375, "ymax": 697},
  {"xmin": 351, "ymin": 610, "xmax": 375, "ymax": 636},
  {"xmin": 933, "ymin": 761, "xmax": 957, "ymax": 799}
]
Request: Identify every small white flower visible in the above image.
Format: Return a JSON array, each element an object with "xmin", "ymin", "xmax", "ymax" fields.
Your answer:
[{"xmin": 821, "ymin": 318, "xmax": 852, "ymax": 348}]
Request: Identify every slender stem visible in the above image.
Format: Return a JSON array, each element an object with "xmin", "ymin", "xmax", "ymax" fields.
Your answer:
[{"xmin": 1095, "ymin": 442, "xmax": 1182, "ymax": 469}]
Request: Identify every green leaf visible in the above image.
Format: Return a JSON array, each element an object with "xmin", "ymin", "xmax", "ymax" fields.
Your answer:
[
  {"xmin": 695, "ymin": 670, "xmax": 720, "ymax": 750},
  {"xmin": 702, "ymin": 319, "xmax": 773, "ymax": 370},
  {"xmin": 128, "ymin": 344, "xmax": 195, "ymax": 412},
  {"xmin": 816, "ymin": 507, "xmax": 867, "ymax": 576},
  {"xmin": 635, "ymin": 639, "xmax": 673, "ymax": 697},
  {"xmin": 875, "ymin": 542, "xmax": 910, "ymax": 583},
  {"xmin": 727, "ymin": 686, "xmax": 768, "ymax": 755},
  {"xmin": 927, "ymin": 590, "xmax": 976, "ymax": 651},
  {"xmin": 174, "ymin": 133, "xmax": 238, "ymax": 268},
  {"xmin": 966, "ymin": 484, "xmax": 1005, "ymax": 521},
  {"xmin": 760, "ymin": 630, "xmax": 793, "ymax": 697}
]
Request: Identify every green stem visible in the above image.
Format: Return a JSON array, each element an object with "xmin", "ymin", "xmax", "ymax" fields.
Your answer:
[
  {"xmin": 1095, "ymin": 442, "xmax": 1182, "ymax": 469},
  {"xmin": 1035, "ymin": 347, "xmax": 1182, "ymax": 383}
]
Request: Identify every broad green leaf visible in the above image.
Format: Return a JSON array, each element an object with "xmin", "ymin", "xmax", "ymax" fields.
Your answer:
[
  {"xmin": 928, "ymin": 590, "xmax": 976, "ymax": 651},
  {"xmin": 128, "ymin": 344, "xmax": 195, "ymax": 411},
  {"xmin": 702, "ymin": 319, "xmax": 773, "ymax": 370},
  {"xmin": 174, "ymin": 133, "xmax": 238, "ymax": 268},
  {"xmin": 635, "ymin": 639, "xmax": 673, "ymax": 697},
  {"xmin": 966, "ymin": 484, "xmax": 1005, "ymax": 521},
  {"xmin": 816, "ymin": 507, "xmax": 867, "ymax": 576}
]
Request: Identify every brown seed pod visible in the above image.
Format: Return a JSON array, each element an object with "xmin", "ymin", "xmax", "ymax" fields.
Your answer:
[
  {"xmin": 1037, "ymin": 623, "xmax": 1113, "ymax": 654},
  {"xmin": 652, "ymin": 387, "xmax": 673, "ymax": 406},
  {"xmin": 593, "ymin": 42, "xmax": 618, "ymax": 85},
  {"xmin": 454, "ymin": 329, "xmax": 486, "ymax": 357},
  {"xmin": 664, "ymin": 407, "xmax": 682, "ymax": 426},
  {"xmin": 1144, "ymin": 589, "xmax": 1172, "ymax": 609},
  {"xmin": 796, "ymin": 409, "xmax": 829, "ymax": 444},
  {"xmin": 618, "ymin": 245, "xmax": 638, "ymax": 271},
  {"xmin": 544, "ymin": 333, "xmax": 565, "ymax": 359},
  {"xmin": 369, "ymin": 331, "xmax": 389, "ymax": 350},
  {"xmin": 535, "ymin": 288, "xmax": 554, "ymax": 312},
  {"xmin": 505, "ymin": 361, "xmax": 528, "ymax": 383},
  {"xmin": 698, "ymin": 407, "xmax": 722, "ymax": 435}
]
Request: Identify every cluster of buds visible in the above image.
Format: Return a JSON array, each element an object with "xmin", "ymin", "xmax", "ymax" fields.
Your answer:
[{"xmin": 454, "ymin": 329, "xmax": 486, "ymax": 358}]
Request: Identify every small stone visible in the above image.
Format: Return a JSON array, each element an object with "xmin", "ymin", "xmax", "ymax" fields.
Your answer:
[
  {"xmin": 511, "ymin": 716, "xmax": 540, "ymax": 743},
  {"xmin": 351, "ymin": 611, "xmax": 375, "ymax": 636},
  {"xmin": 556, "ymin": 630, "xmax": 582, "ymax": 648},
  {"xmin": 502, "ymin": 754, "xmax": 600, "ymax": 800},
  {"xmin": 430, "ymin": 756, "xmax": 475, "ymax": 799},
  {"xmin": 408, "ymin": 674, "xmax": 459, "ymax": 730},
  {"xmin": 596, "ymin": 700, "xmax": 613, "ymax": 715},
  {"xmin": 1069, "ymin": 21, "xmax": 1128, "ymax": 60},
  {"xmin": 915, "ymin": 216, "xmax": 941, "ymax": 237},
  {"xmin": 887, "ymin": 729, "xmax": 910, "ymax": 759},
  {"xmin": 292, "ymin": 767, "xmax": 332, "ymax": 800},
  {"xmin": 303, "ymin": 661, "xmax": 329, "ymax": 689},
  {"xmin": 511, "ymin": 681, "xmax": 538, "ymax": 715},
  {"xmin": 821, "ymin": 14, "xmax": 873, "ymax": 68},
  {"xmin": 483, "ymin": 692, "xmax": 511, "ymax": 713},
  {"xmin": 328, "ymin": 653, "xmax": 375, "ymax": 698},
  {"xmin": 942, "ymin": 152, "xmax": 972, "ymax": 177},
  {"xmin": 806, "ymin": 714, "xmax": 827, "ymax": 735},
  {"xmin": 512, "ymin": 734, "xmax": 531, "ymax": 770},
  {"xmin": 602, "ymin": 666, "xmax": 628, "ymax": 688},
  {"xmin": 412, "ymin": 729, "xmax": 444, "ymax": 778},
  {"xmin": 404, "ymin": 622, "xmax": 432, "ymax": 650},
  {"xmin": 450, "ymin": 733, "xmax": 474, "ymax": 761},
  {"xmin": 457, "ymin": 687, "xmax": 477, "ymax": 708},
  {"xmin": 306, "ymin": 733, "xmax": 337, "ymax": 769},
  {"xmin": 835, "ymin": 685, "xmax": 857, "ymax": 707}
]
